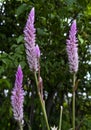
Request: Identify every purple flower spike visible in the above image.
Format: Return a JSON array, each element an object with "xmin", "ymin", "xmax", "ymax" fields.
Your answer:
[
  {"xmin": 11, "ymin": 65, "xmax": 24, "ymax": 123},
  {"xmin": 66, "ymin": 20, "xmax": 78, "ymax": 73},
  {"xmin": 24, "ymin": 7, "xmax": 40, "ymax": 72}
]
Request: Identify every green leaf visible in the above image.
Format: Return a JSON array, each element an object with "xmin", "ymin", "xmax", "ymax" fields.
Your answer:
[
  {"xmin": 84, "ymin": 3, "xmax": 91, "ymax": 17},
  {"xmin": 64, "ymin": 0, "xmax": 76, "ymax": 6},
  {"xmin": 37, "ymin": 28, "xmax": 48, "ymax": 36},
  {"xmin": 15, "ymin": 4, "xmax": 27, "ymax": 16},
  {"xmin": 0, "ymin": 79, "xmax": 11, "ymax": 89},
  {"xmin": 16, "ymin": 35, "xmax": 24, "ymax": 44},
  {"xmin": 78, "ymin": 34, "xmax": 84, "ymax": 44}
]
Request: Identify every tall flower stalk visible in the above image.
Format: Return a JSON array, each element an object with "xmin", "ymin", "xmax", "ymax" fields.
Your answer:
[
  {"xmin": 24, "ymin": 8, "xmax": 50, "ymax": 130},
  {"xmin": 34, "ymin": 72, "xmax": 50, "ymax": 130},
  {"xmin": 66, "ymin": 20, "xmax": 78, "ymax": 130},
  {"xmin": 11, "ymin": 65, "xmax": 24, "ymax": 130},
  {"xmin": 59, "ymin": 106, "xmax": 63, "ymax": 130},
  {"xmin": 72, "ymin": 73, "xmax": 76, "ymax": 130}
]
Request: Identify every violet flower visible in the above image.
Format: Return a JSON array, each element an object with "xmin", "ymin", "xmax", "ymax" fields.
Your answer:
[
  {"xmin": 66, "ymin": 20, "xmax": 78, "ymax": 73},
  {"xmin": 24, "ymin": 7, "xmax": 40, "ymax": 72},
  {"xmin": 11, "ymin": 65, "xmax": 24, "ymax": 123}
]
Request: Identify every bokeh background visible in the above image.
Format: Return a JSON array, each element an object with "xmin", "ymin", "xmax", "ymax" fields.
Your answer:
[{"xmin": 0, "ymin": 0, "xmax": 91, "ymax": 130}]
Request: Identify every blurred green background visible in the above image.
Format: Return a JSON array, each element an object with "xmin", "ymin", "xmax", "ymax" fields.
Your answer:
[{"xmin": 0, "ymin": 0, "xmax": 91, "ymax": 129}]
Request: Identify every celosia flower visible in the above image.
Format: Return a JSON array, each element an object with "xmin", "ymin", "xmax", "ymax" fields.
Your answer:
[
  {"xmin": 66, "ymin": 20, "xmax": 78, "ymax": 73},
  {"xmin": 24, "ymin": 7, "xmax": 40, "ymax": 72},
  {"xmin": 11, "ymin": 65, "xmax": 24, "ymax": 123}
]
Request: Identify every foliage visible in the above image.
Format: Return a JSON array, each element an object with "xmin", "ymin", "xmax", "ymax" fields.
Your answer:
[{"xmin": 0, "ymin": 0, "xmax": 91, "ymax": 130}]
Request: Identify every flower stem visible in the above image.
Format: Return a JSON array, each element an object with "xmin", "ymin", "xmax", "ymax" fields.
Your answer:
[
  {"xmin": 34, "ymin": 72, "xmax": 50, "ymax": 130},
  {"xmin": 72, "ymin": 73, "xmax": 76, "ymax": 130},
  {"xmin": 19, "ymin": 121, "xmax": 23, "ymax": 130},
  {"xmin": 59, "ymin": 106, "xmax": 63, "ymax": 130}
]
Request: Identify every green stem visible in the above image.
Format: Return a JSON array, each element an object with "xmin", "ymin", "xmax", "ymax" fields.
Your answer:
[
  {"xmin": 59, "ymin": 106, "xmax": 63, "ymax": 130},
  {"xmin": 34, "ymin": 72, "xmax": 50, "ymax": 130},
  {"xmin": 72, "ymin": 73, "xmax": 76, "ymax": 130},
  {"xmin": 18, "ymin": 121, "xmax": 23, "ymax": 130}
]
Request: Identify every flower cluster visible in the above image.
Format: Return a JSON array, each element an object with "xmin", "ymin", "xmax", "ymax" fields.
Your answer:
[
  {"xmin": 11, "ymin": 7, "xmax": 79, "ymax": 130},
  {"xmin": 24, "ymin": 7, "xmax": 40, "ymax": 72},
  {"xmin": 11, "ymin": 65, "xmax": 24, "ymax": 123},
  {"xmin": 66, "ymin": 20, "xmax": 78, "ymax": 73}
]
